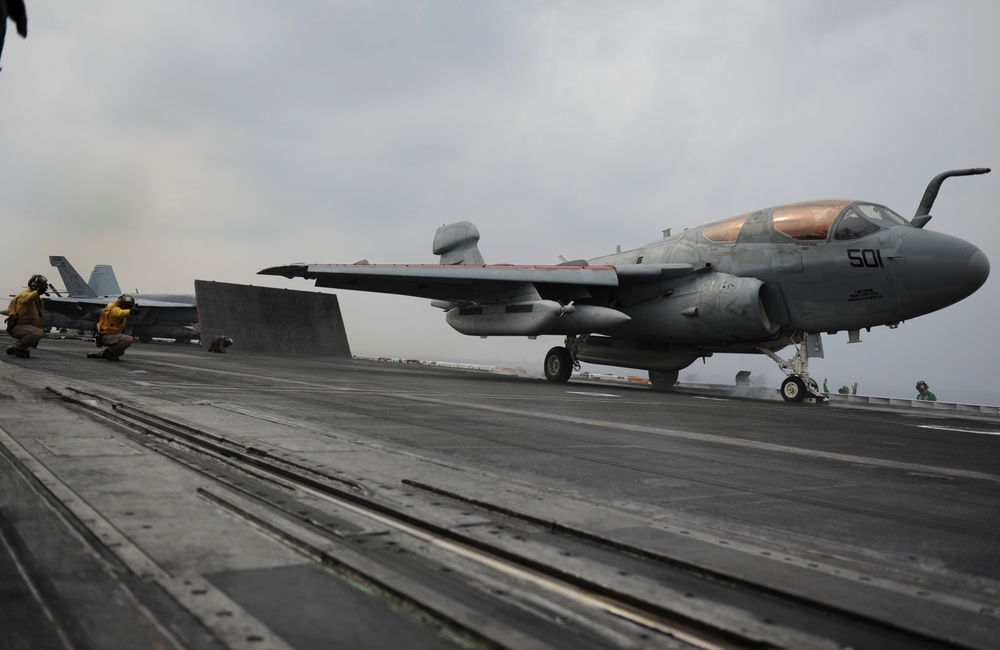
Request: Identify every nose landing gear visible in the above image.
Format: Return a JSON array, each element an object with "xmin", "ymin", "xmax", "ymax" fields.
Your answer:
[
  {"xmin": 779, "ymin": 375, "xmax": 822, "ymax": 403},
  {"xmin": 757, "ymin": 332, "xmax": 828, "ymax": 403}
]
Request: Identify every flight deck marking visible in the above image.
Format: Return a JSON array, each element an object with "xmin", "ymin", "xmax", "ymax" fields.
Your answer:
[
  {"xmin": 566, "ymin": 391, "xmax": 620, "ymax": 398},
  {"xmin": 919, "ymin": 425, "xmax": 1000, "ymax": 436},
  {"xmin": 136, "ymin": 359, "xmax": 360, "ymax": 390},
  {"xmin": 394, "ymin": 395, "xmax": 1000, "ymax": 484},
  {"xmin": 133, "ymin": 358, "xmax": 1000, "ymax": 483}
]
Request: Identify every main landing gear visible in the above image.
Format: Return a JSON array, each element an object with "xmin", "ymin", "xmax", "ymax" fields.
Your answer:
[
  {"xmin": 648, "ymin": 370, "xmax": 679, "ymax": 390},
  {"xmin": 543, "ymin": 346, "xmax": 574, "ymax": 382},
  {"xmin": 756, "ymin": 332, "xmax": 828, "ymax": 404},
  {"xmin": 543, "ymin": 335, "xmax": 587, "ymax": 383}
]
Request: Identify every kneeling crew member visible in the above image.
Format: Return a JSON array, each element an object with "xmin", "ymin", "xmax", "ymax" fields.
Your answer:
[
  {"xmin": 207, "ymin": 335, "xmax": 233, "ymax": 353},
  {"xmin": 5, "ymin": 274, "xmax": 48, "ymax": 358},
  {"xmin": 88, "ymin": 294, "xmax": 140, "ymax": 361}
]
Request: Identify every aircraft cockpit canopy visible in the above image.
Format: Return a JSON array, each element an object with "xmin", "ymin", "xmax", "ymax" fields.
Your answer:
[
  {"xmin": 832, "ymin": 203, "xmax": 910, "ymax": 240},
  {"xmin": 701, "ymin": 200, "xmax": 911, "ymax": 244},
  {"xmin": 772, "ymin": 200, "xmax": 847, "ymax": 241},
  {"xmin": 700, "ymin": 213, "xmax": 749, "ymax": 243}
]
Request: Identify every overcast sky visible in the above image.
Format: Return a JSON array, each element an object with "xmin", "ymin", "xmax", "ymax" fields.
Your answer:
[{"xmin": 2, "ymin": 1, "xmax": 998, "ymax": 403}]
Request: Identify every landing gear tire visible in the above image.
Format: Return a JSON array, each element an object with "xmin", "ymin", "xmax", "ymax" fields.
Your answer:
[
  {"xmin": 649, "ymin": 370, "xmax": 679, "ymax": 391},
  {"xmin": 544, "ymin": 347, "xmax": 573, "ymax": 384},
  {"xmin": 781, "ymin": 376, "xmax": 807, "ymax": 402}
]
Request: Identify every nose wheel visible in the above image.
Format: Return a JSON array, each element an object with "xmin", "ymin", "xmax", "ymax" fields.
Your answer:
[
  {"xmin": 758, "ymin": 333, "xmax": 828, "ymax": 403},
  {"xmin": 781, "ymin": 377, "xmax": 806, "ymax": 402},
  {"xmin": 780, "ymin": 376, "xmax": 820, "ymax": 402}
]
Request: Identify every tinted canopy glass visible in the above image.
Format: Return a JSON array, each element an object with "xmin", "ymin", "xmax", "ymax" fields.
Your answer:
[
  {"xmin": 772, "ymin": 200, "xmax": 849, "ymax": 241},
  {"xmin": 701, "ymin": 213, "xmax": 750, "ymax": 243},
  {"xmin": 834, "ymin": 202, "xmax": 910, "ymax": 240}
]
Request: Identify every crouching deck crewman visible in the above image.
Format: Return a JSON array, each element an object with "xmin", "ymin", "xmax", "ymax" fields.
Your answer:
[
  {"xmin": 207, "ymin": 335, "xmax": 233, "ymax": 353},
  {"xmin": 5, "ymin": 274, "xmax": 48, "ymax": 358},
  {"xmin": 88, "ymin": 294, "xmax": 140, "ymax": 361}
]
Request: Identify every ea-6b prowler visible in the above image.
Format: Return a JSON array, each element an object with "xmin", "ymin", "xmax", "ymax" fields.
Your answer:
[{"xmin": 260, "ymin": 169, "xmax": 990, "ymax": 402}]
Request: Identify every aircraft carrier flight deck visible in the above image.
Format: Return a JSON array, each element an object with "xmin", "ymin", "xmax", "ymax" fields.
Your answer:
[{"xmin": 2, "ymin": 337, "xmax": 999, "ymax": 650}]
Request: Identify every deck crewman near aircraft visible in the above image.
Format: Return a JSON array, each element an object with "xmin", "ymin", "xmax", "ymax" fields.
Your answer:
[
  {"xmin": 5, "ymin": 274, "xmax": 47, "ymax": 358},
  {"xmin": 207, "ymin": 335, "xmax": 233, "ymax": 353},
  {"xmin": 915, "ymin": 380, "xmax": 937, "ymax": 401},
  {"xmin": 87, "ymin": 294, "xmax": 140, "ymax": 361}
]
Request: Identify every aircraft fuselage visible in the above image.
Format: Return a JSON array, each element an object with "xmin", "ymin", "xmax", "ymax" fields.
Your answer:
[{"xmin": 587, "ymin": 200, "xmax": 988, "ymax": 347}]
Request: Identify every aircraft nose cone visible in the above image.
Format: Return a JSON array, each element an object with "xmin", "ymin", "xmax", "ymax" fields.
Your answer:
[
  {"xmin": 896, "ymin": 229, "xmax": 989, "ymax": 317},
  {"xmin": 968, "ymin": 248, "xmax": 990, "ymax": 293}
]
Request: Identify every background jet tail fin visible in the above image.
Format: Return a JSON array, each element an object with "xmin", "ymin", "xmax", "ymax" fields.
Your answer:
[
  {"xmin": 88, "ymin": 264, "xmax": 122, "ymax": 297},
  {"xmin": 432, "ymin": 221, "xmax": 486, "ymax": 265},
  {"xmin": 48, "ymin": 256, "xmax": 98, "ymax": 298}
]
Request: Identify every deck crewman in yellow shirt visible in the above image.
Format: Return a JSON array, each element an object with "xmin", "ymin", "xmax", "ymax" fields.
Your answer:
[
  {"xmin": 5, "ymin": 274, "xmax": 49, "ymax": 358},
  {"xmin": 88, "ymin": 294, "xmax": 140, "ymax": 361}
]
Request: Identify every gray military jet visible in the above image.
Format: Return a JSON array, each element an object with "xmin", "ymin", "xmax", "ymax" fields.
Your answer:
[
  {"xmin": 260, "ymin": 169, "xmax": 990, "ymax": 402},
  {"xmin": 44, "ymin": 256, "xmax": 200, "ymax": 342}
]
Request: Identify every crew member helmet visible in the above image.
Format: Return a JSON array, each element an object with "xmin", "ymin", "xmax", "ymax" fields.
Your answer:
[
  {"xmin": 916, "ymin": 380, "xmax": 928, "ymax": 390},
  {"xmin": 28, "ymin": 274, "xmax": 48, "ymax": 289},
  {"xmin": 117, "ymin": 294, "xmax": 136, "ymax": 309}
]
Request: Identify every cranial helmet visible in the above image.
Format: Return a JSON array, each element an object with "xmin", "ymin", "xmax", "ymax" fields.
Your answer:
[
  {"xmin": 28, "ymin": 274, "xmax": 48, "ymax": 289},
  {"xmin": 117, "ymin": 294, "xmax": 136, "ymax": 309},
  {"xmin": 916, "ymin": 380, "xmax": 928, "ymax": 389}
]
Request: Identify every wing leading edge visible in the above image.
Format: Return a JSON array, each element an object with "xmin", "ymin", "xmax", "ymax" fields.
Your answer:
[{"xmin": 258, "ymin": 263, "xmax": 696, "ymax": 303}]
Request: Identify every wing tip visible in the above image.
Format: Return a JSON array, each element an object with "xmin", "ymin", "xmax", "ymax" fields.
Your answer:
[{"xmin": 258, "ymin": 264, "xmax": 308, "ymax": 279}]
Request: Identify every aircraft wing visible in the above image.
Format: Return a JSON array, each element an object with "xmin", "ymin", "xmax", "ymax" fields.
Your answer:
[
  {"xmin": 258, "ymin": 263, "xmax": 696, "ymax": 302},
  {"xmin": 42, "ymin": 296, "xmax": 198, "ymax": 324},
  {"xmin": 42, "ymin": 296, "xmax": 107, "ymax": 319}
]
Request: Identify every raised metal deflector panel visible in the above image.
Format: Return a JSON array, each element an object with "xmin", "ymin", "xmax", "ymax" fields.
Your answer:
[{"xmin": 194, "ymin": 280, "xmax": 351, "ymax": 356}]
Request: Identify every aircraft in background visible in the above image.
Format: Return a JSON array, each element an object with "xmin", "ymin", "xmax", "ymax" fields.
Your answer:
[
  {"xmin": 260, "ymin": 168, "xmax": 990, "ymax": 402},
  {"xmin": 44, "ymin": 256, "xmax": 200, "ymax": 342},
  {"xmin": 3, "ymin": 260, "xmax": 110, "ymax": 334},
  {"xmin": 49, "ymin": 256, "xmax": 198, "ymax": 306}
]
